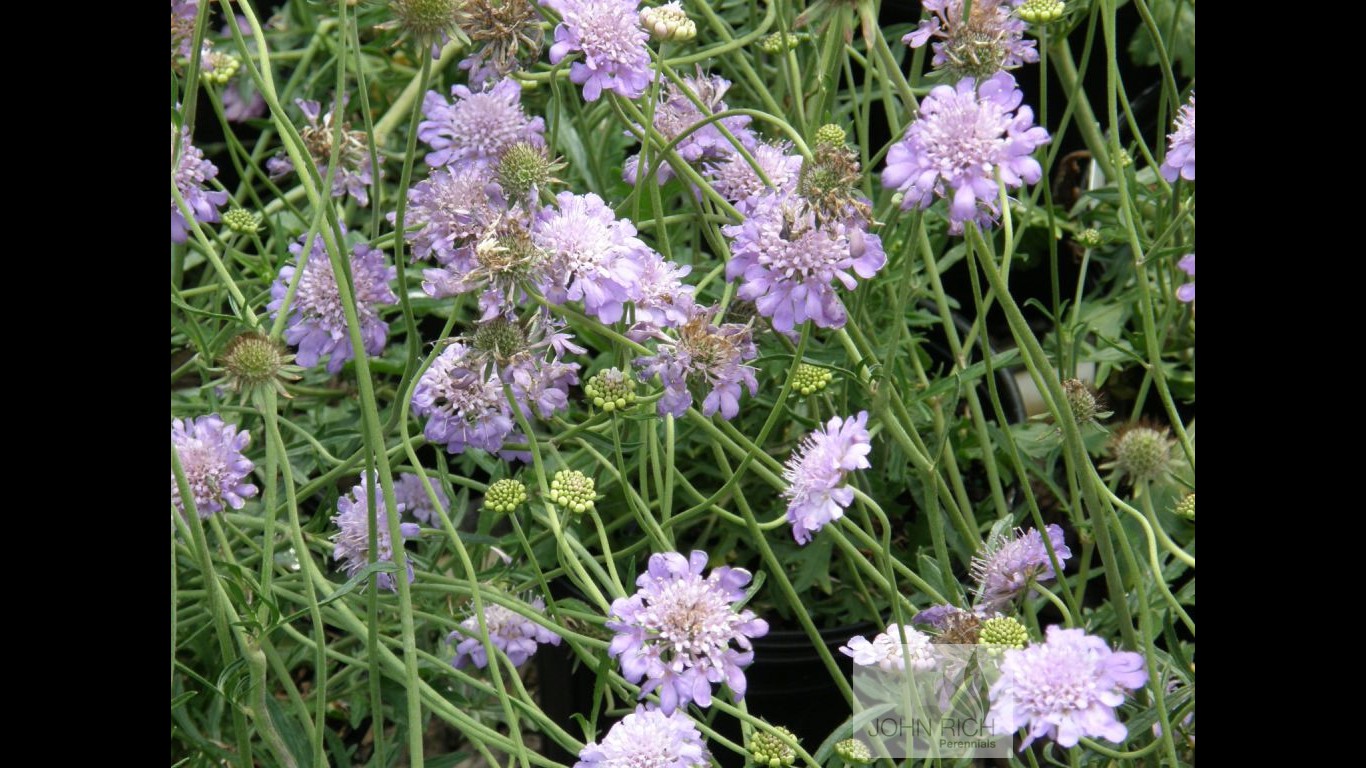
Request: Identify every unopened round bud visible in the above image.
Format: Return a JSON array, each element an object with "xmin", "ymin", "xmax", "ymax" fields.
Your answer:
[
  {"xmin": 549, "ymin": 470, "xmax": 595, "ymax": 514},
  {"xmin": 484, "ymin": 479, "xmax": 528, "ymax": 514},
  {"xmin": 640, "ymin": 2, "xmax": 696, "ymax": 42},
  {"xmin": 747, "ymin": 726, "xmax": 798, "ymax": 768},
  {"xmin": 790, "ymin": 363, "xmax": 834, "ymax": 397},
  {"xmin": 1018, "ymin": 0, "xmax": 1066, "ymax": 24},
  {"xmin": 979, "ymin": 616, "xmax": 1029, "ymax": 649},
  {"xmin": 584, "ymin": 368, "xmax": 637, "ymax": 412}
]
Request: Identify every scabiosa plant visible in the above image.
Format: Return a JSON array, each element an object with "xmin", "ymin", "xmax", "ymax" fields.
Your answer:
[
  {"xmin": 839, "ymin": 623, "xmax": 937, "ymax": 672},
  {"xmin": 576, "ymin": 707, "xmax": 710, "ymax": 768},
  {"xmin": 418, "ymin": 77, "xmax": 546, "ymax": 169},
  {"xmin": 1161, "ymin": 92, "xmax": 1195, "ymax": 183},
  {"xmin": 881, "ymin": 71, "xmax": 1050, "ymax": 235},
  {"xmin": 171, "ymin": 127, "xmax": 229, "ymax": 244},
  {"xmin": 704, "ymin": 140, "xmax": 804, "ymax": 214},
  {"xmin": 267, "ymin": 232, "xmax": 399, "ymax": 375},
  {"xmin": 532, "ymin": 191, "xmax": 655, "ymax": 323},
  {"xmin": 171, "ymin": 414, "xmax": 257, "ymax": 518},
  {"xmin": 635, "ymin": 303, "xmax": 759, "ymax": 420},
  {"xmin": 722, "ymin": 190, "xmax": 887, "ymax": 332},
  {"xmin": 971, "ymin": 525, "xmax": 1071, "ymax": 612},
  {"xmin": 781, "ymin": 411, "xmax": 872, "ymax": 545},
  {"xmin": 624, "ymin": 72, "xmax": 755, "ymax": 186},
  {"xmin": 393, "ymin": 472, "xmax": 450, "ymax": 525},
  {"xmin": 1176, "ymin": 254, "xmax": 1195, "ymax": 303},
  {"xmin": 391, "ymin": 165, "xmax": 505, "ymax": 266},
  {"xmin": 449, "ymin": 595, "xmax": 561, "ymax": 669},
  {"xmin": 904, "ymin": 0, "xmax": 1039, "ymax": 81},
  {"xmin": 607, "ymin": 550, "xmax": 770, "ymax": 713},
  {"xmin": 331, "ymin": 474, "xmax": 421, "ymax": 592},
  {"xmin": 989, "ymin": 626, "xmax": 1147, "ymax": 749},
  {"xmin": 544, "ymin": 0, "xmax": 653, "ymax": 102}
]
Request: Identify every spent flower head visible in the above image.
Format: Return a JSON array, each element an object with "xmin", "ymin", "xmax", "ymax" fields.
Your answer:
[
  {"xmin": 903, "ymin": 0, "xmax": 1038, "ymax": 81},
  {"xmin": 1106, "ymin": 422, "xmax": 1176, "ymax": 485},
  {"xmin": 458, "ymin": 0, "xmax": 546, "ymax": 86},
  {"xmin": 216, "ymin": 331, "xmax": 301, "ymax": 401},
  {"xmin": 382, "ymin": 0, "xmax": 466, "ymax": 58}
]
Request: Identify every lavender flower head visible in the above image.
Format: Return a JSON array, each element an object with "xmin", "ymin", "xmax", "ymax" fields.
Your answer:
[
  {"xmin": 881, "ymin": 71, "xmax": 1050, "ymax": 235},
  {"xmin": 635, "ymin": 303, "xmax": 759, "ymax": 420},
  {"xmin": 331, "ymin": 474, "xmax": 422, "ymax": 592},
  {"xmin": 903, "ymin": 1, "xmax": 1038, "ymax": 80},
  {"xmin": 607, "ymin": 550, "xmax": 770, "ymax": 714},
  {"xmin": 449, "ymin": 596, "xmax": 561, "ymax": 669},
  {"xmin": 723, "ymin": 190, "xmax": 887, "ymax": 332},
  {"xmin": 1176, "ymin": 254, "xmax": 1195, "ymax": 303},
  {"xmin": 532, "ymin": 191, "xmax": 654, "ymax": 323},
  {"xmin": 972, "ymin": 524, "xmax": 1071, "ymax": 611},
  {"xmin": 839, "ymin": 623, "xmax": 938, "ymax": 672},
  {"xmin": 171, "ymin": 1, "xmax": 198, "ymax": 62},
  {"xmin": 989, "ymin": 626, "xmax": 1147, "ymax": 749},
  {"xmin": 393, "ymin": 472, "xmax": 450, "ymax": 525},
  {"xmin": 544, "ymin": 0, "xmax": 653, "ymax": 101},
  {"xmin": 419, "ymin": 77, "xmax": 546, "ymax": 169},
  {"xmin": 624, "ymin": 72, "xmax": 756, "ymax": 185},
  {"xmin": 576, "ymin": 707, "xmax": 710, "ymax": 768},
  {"xmin": 631, "ymin": 253, "xmax": 695, "ymax": 334},
  {"xmin": 412, "ymin": 341, "xmax": 518, "ymax": 455},
  {"xmin": 172, "ymin": 127, "xmax": 229, "ymax": 244},
  {"xmin": 1160, "ymin": 92, "xmax": 1194, "ymax": 183},
  {"xmin": 267, "ymin": 232, "xmax": 398, "ymax": 374},
  {"xmin": 391, "ymin": 165, "xmax": 505, "ymax": 266},
  {"xmin": 171, "ymin": 414, "xmax": 257, "ymax": 518},
  {"xmin": 782, "ymin": 411, "xmax": 872, "ymax": 545},
  {"xmin": 704, "ymin": 140, "xmax": 804, "ymax": 215},
  {"xmin": 219, "ymin": 16, "xmax": 266, "ymax": 122}
]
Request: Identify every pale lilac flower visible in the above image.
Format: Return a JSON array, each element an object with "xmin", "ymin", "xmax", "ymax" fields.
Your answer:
[
  {"xmin": 390, "ymin": 166, "xmax": 505, "ymax": 266},
  {"xmin": 171, "ymin": 414, "xmax": 257, "ymax": 518},
  {"xmin": 782, "ymin": 411, "xmax": 872, "ymax": 544},
  {"xmin": 607, "ymin": 550, "xmax": 769, "ymax": 714},
  {"xmin": 222, "ymin": 81, "xmax": 266, "ymax": 122},
  {"xmin": 418, "ymin": 77, "xmax": 546, "ymax": 169},
  {"xmin": 544, "ymin": 0, "xmax": 653, "ymax": 101},
  {"xmin": 881, "ymin": 71, "xmax": 1050, "ymax": 235},
  {"xmin": 393, "ymin": 473, "xmax": 450, "ymax": 525},
  {"xmin": 171, "ymin": 1, "xmax": 198, "ymax": 61},
  {"xmin": 1160, "ymin": 93, "xmax": 1195, "ymax": 183},
  {"xmin": 172, "ymin": 127, "xmax": 229, "ymax": 244},
  {"xmin": 635, "ymin": 303, "xmax": 759, "ymax": 420},
  {"xmin": 624, "ymin": 72, "xmax": 756, "ymax": 185},
  {"xmin": 532, "ymin": 191, "xmax": 654, "ymax": 323},
  {"xmin": 723, "ymin": 190, "xmax": 887, "ymax": 332},
  {"xmin": 267, "ymin": 232, "xmax": 398, "ymax": 375},
  {"xmin": 989, "ymin": 626, "xmax": 1147, "ymax": 749},
  {"xmin": 704, "ymin": 141, "xmax": 804, "ymax": 214},
  {"xmin": 1176, "ymin": 254, "xmax": 1194, "ymax": 303},
  {"xmin": 331, "ymin": 473, "xmax": 421, "ymax": 592},
  {"xmin": 266, "ymin": 155, "xmax": 293, "ymax": 179},
  {"xmin": 839, "ymin": 624, "xmax": 937, "ymax": 672},
  {"xmin": 449, "ymin": 596, "xmax": 561, "ymax": 669},
  {"xmin": 412, "ymin": 341, "xmax": 518, "ymax": 455},
  {"xmin": 576, "ymin": 707, "xmax": 710, "ymax": 768},
  {"xmin": 903, "ymin": 0, "xmax": 1038, "ymax": 79},
  {"xmin": 972, "ymin": 525, "xmax": 1071, "ymax": 611},
  {"xmin": 631, "ymin": 253, "xmax": 695, "ymax": 333}
]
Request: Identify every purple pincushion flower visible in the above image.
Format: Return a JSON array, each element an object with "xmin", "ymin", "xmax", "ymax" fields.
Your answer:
[
  {"xmin": 704, "ymin": 141, "xmax": 804, "ymax": 214},
  {"xmin": 171, "ymin": 414, "xmax": 257, "ymax": 518},
  {"xmin": 782, "ymin": 411, "xmax": 873, "ymax": 545},
  {"xmin": 171, "ymin": 1, "xmax": 198, "ymax": 62},
  {"xmin": 989, "ymin": 626, "xmax": 1147, "ymax": 749},
  {"xmin": 331, "ymin": 474, "xmax": 421, "ymax": 592},
  {"xmin": 393, "ymin": 472, "xmax": 450, "ymax": 525},
  {"xmin": 624, "ymin": 72, "xmax": 756, "ymax": 185},
  {"xmin": 412, "ymin": 341, "xmax": 518, "ymax": 455},
  {"xmin": 391, "ymin": 165, "xmax": 505, "ymax": 266},
  {"xmin": 839, "ymin": 624, "xmax": 937, "ymax": 672},
  {"xmin": 971, "ymin": 525, "xmax": 1071, "ymax": 611},
  {"xmin": 722, "ymin": 190, "xmax": 887, "ymax": 332},
  {"xmin": 172, "ymin": 127, "xmax": 229, "ymax": 244},
  {"xmin": 606, "ymin": 550, "xmax": 769, "ymax": 714},
  {"xmin": 532, "ymin": 191, "xmax": 654, "ymax": 323},
  {"xmin": 635, "ymin": 303, "xmax": 759, "ymax": 420},
  {"xmin": 544, "ymin": 0, "xmax": 653, "ymax": 101},
  {"xmin": 881, "ymin": 71, "xmax": 1050, "ymax": 235},
  {"xmin": 631, "ymin": 253, "xmax": 695, "ymax": 334},
  {"xmin": 418, "ymin": 77, "xmax": 546, "ymax": 169},
  {"xmin": 1160, "ymin": 92, "xmax": 1194, "ymax": 183},
  {"xmin": 267, "ymin": 232, "xmax": 398, "ymax": 375},
  {"xmin": 576, "ymin": 707, "xmax": 710, "ymax": 768},
  {"xmin": 449, "ymin": 596, "xmax": 561, "ymax": 669},
  {"xmin": 903, "ymin": 1, "xmax": 1038, "ymax": 79},
  {"xmin": 1176, "ymin": 254, "xmax": 1194, "ymax": 303}
]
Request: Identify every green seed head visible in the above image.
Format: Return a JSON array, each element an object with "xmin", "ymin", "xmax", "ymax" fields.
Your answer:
[
  {"xmin": 790, "ymin": 363, "xmax": 834, "ymax": 397},
  {"xmin": 979, "ymin": 616, "xmax": 1029, "ymax": 649},
  {"xmin": 497, "ymin": 141, "xmax": 563, "ymax": 202},
  {"xmin": 639, "ymin": 3, "xmax": 697, "ymax": 42},
  {"xmin": 1111, "ymin": 424, "xmax": 1174, "ymax": 483},
  {"xmin": 386, "ymin": 0, "xmax": 462, "ymax": 45},
  {"xmin": 484, "ymin": 478, "xmax": 528, "ymax": 514},
  {"xmin": 549, "ymin": 470, "xmax": 595, "ymax": 514},
  {"xmin": 219, "ymin": 331, "xmax": 301, "ymax": 401},
  {"xmin": 472, "ymin": 317, "xmax": 527, "ymax": 363},
  {"xmin": 1018, "ymin": 0, "xmax": 1066, "ymax": 24},
  {"xmin": 1174, "ymin": 492, "xmax": 1195, "ymax": 522},
  {"xmin": 814, "ymin": 123, "xmax": 847, "ymax": 148},
  {"xmin": 222, "ymin": 208, "xmax": 263, "ymax": 234},
  {"xmin": 584, "ymin": 368, "xmax": 638, "ymax": 413},
  {"xmin": 834, "ymin": 738, "xmax": 873, "ymax": 765},
  {"xmin": 1062, "ymin": 378, "xmax": 1099, "ymax": 424},
  {"xmin": 747, "ymin": 726, "xmax": 798, "ymax": 768}
]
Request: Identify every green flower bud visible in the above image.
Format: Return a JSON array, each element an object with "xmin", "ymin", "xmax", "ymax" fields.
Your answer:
[
  {"xmin": 1018, "ymin": 0, "xmax": 1066, "ymax": 24},
  {"xmin": 834, "ymin": 738, "xmax": 873, "ymax": 765},
  {"xmin": 747, "ymin": 726, "xmax": 798, "ymax": 768},
  {"xmin": 790, "ymin": 363, "xmax": 834, "ymax": 397},
  {"xmin": 640, "ymin": 3, "xmax": 697, "ymax": 42},
  {"xmin": 1174, "ymin": 492, "xmax": 1194, "ymax": 522},
  {"xmin": 549, "ymin": 470, "xmax": 595, "ymax": 514},
  {"xmin": 484, "ymin": 479, "xmax": 529, "ymax": 514},
  {"xmin": 222, "ymin": 208, "xmax": 263, "ymax": 234},
  {"xmin": 979, "ymin": 616, "xmax": 1029, "ymax": 649},
  {"xmin": 1075, "ymin": 228, "xmax": 1104, "ymax": 248},
  {"xmin": 814, "ymin": 124, "xmax": 847, "ymax": 148},
  {"xmin": 758, "ymin": 31, "xmax": 802, "ymax": 54},
  {"xmin": 584, "ymin": 368, "xmax": 638, "ymax": 413}
]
